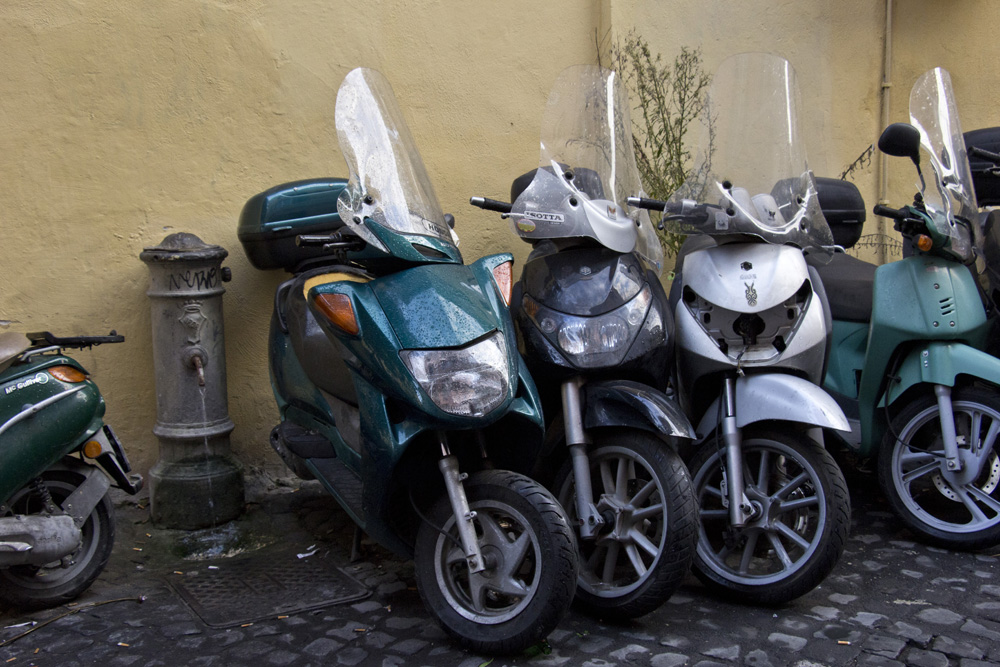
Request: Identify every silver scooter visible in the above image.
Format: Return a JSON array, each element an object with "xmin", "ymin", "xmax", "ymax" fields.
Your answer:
[{"xmin": 630, "ymin": 53, "xmax": 851, "ymax": 605}]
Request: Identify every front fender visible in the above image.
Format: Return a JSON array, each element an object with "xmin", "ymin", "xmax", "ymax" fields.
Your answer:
[
  {"xmin": 858, "ymin": 341, "xmax": 1000, "ymax": 453},
  {"xmin": 584, "ymin": 380, "xmax": 695, "ymax": 440},
  {"xmin": 888, "ymin": 342, "xmax": 1000, "ymax": 403},
  {"xmin": 696, "ymin": 374, "xmax": 850, "ymax": 440}
]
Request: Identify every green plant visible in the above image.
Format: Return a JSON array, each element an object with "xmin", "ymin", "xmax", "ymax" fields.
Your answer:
[{"xmin": 601, "ymin": 32, "xmax": 711, "ymax": 256}]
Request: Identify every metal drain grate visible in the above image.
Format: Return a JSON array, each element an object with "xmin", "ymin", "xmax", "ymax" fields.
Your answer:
[{"xmin": 168, "ymin": 547, "xmax": 370, "ymax": 627}]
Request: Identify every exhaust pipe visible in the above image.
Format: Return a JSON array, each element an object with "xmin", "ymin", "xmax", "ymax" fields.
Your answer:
[{"xmin": 0, "ymin": 514, "xmax": 81, "ymax": 567}]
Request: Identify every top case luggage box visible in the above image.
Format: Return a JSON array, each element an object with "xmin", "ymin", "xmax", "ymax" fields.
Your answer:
[
  {"xmin": 238, "ymin": 178, "xmax": 348, "ymax": 272},
  {"xmin": 965, "ymin": 127, "xmax": 1000, "ymax": 207},
  {"xmin": 814, "ymin": 177, "xmax": 867, "ymax": 249}
]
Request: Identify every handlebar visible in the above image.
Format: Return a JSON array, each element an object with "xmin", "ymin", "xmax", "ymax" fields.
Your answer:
[
  {"xmin": 971, "ymin": 146, "xmax": 1000, "ymax": 166},
  {"xmin": 626, "ymin": 196, "xmax": 667, "ymax": 212},
  {"xmin": 873, "ymin": 204, "xmax": 909, "ymax": 221},
  {"xmin": 469, "ymin": 197, "xmax": 513, "ymax": 214}
]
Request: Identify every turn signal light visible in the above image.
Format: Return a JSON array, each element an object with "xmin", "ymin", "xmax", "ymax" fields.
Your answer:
[
  {"xmin": 314, "ymin": 293, "xmax": 360, "ymax": 335},
  {"xmin": 916, "ymin": 234, "xmax": 934, "ymax": 252},
  {"xmin": 49, "ymin": 366, "xmax": 87, "ymax": 383},
  {"xmin": 83, "ymin": 440, "xmax": 104, "ymax": 459},
  {"xmin": 492, "ymin": 261, "xmax": 513, "ymax": 306}
]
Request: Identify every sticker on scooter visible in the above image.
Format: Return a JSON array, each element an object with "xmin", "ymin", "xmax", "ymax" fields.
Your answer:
[
  {"xmin": 524, "ymin": 211, "xmax": 565, "ymax": 223},
  {"xmin": 745, "ymin": 282, "xmax": 758, "ymax": 307},
  {"xmin": 4, "ymin": 372, "xmax": 49, "ymax": 395}
]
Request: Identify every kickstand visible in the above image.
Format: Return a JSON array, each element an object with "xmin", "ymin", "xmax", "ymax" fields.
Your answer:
[{"xmin": 350, "ymin": 525, "xmax": 364, "ymax": 563}]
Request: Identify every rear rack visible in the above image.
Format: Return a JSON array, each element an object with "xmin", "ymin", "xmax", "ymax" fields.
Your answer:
[{"xmin": 26, "ymin": 331, "xmax": 125, "ymax": 349}]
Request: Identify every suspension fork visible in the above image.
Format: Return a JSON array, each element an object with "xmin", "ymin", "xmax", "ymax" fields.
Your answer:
[
  {"xmin": 561, "ymin": 376, "xmax": 604, "ymax": 539},
  {"xmin": 721, "ymin": 377, "xmax": 753, "ymax": 527},
  {"xmin": 935, "ymin": 384, "xmax": 963, "ymax": 472},
  {"xmin": 436, "ymin": 432, "xmax": 485, "ymax": 574}
]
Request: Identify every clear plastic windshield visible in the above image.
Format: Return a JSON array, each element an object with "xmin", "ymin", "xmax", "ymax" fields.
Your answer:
[
  {"xmin": 335, "ymin": 68, "xmax": 455, "ymax": 251},
  {"xmin": 510, "ymin": 65, "xmax": 663, "ymax": 274},
  {"xmin": 909, "ymin": 68, "xmax": 978, "ymax": 260},
  {"xmin": 670, "ymin": 53, "xmax": 834, "ymax": 253}
]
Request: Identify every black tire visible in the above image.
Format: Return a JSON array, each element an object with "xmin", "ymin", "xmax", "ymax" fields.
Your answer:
[
  {"xmin": 553, "ymin": 430, "xmax": 697, "ymax": 619},
  {"xmin": 688, "ymin": 428, "xmax": 849, "ymax": 606},
  {"xmin": 413, "ymin": 469, "xmax": 577, "ymax": 655},
  {"xmin": 0, "ymin": 471, "xmax": 115, "ymax": 610},
  {"xmin": 878, "ymin": 386, "xmax": 1000, "ymax": 550}
]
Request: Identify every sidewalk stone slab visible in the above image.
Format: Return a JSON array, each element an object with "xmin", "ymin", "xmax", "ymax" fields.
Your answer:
[
  {"xmin": 962, "ymin": 618, "xmax": 1000, "ymax": 642},
  {"xmin": 933, "ymin": 635, "xmax": 986, "ymax": 660},
  {"xmin": 918, "ymin": 608, "xmax": 965, "ymax": 625},
  {"xmin": 768, "ymin": 632, "xmax": 807, "ymax": 651},
  {"xmin": 904, "ymin": 648, "xmax": 950, "ymax": 667},
  {"xmin": 651, "ymin": 652, "xmax": 689, "ymax": 667},
  {"xmin": 889, "ymin": 621, "xmax": 933, "ymax": 646},
  {"xmin": 862, "ymin": 634, "xmax": 907, "ymax": 659}
]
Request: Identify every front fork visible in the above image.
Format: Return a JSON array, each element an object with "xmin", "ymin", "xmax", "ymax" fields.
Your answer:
[
  {"xmin": 562, "ymin": 377, "xmax": 605, "ymax": 539},
  {"xmin": 436, "ymin": 433, "xmax": 486, "ymax": 574},
  {"xmin": 721, "ymin": 377, "xmax": 753, "ymax": 527}
]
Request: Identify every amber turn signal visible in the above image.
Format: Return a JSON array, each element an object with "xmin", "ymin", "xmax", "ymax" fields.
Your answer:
[
  {"xmin": 492, "ymin": 261, "xmax": 513, "ymax": 306},
  {"xmin": 314, "ymin": 293, "xmax": 360, "ymax": 335},
  {"xmin": 49, "ymin": 366, "xmax": 87, "ymax": 383},
  {"xmin": 83, "ymin": 440, "xmax": 104, "ymax": 459},
  {"xmin": 916, "ymin": 234, "xmax": 934, "ymax": 252}
]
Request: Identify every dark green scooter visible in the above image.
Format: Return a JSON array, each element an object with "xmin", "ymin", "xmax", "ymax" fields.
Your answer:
[
  {"xmin": 0, "ymin": 330, "xmax": 142, "ymax": 609},
  {"xmin": 237, "ymin": 68, "xmax": 576, "ymax": 654}
]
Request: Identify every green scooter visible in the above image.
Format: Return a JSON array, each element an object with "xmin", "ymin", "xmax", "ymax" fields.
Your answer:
[
  {"xmin": 0, "ymin": 330, "xmax": 142, "ymax": 609},
  {"xmin": 237, "ymin": 68, "xmax": 576, "ymax": 654},
  {"xmin": 817, "ymin": 67, "xmax": 1000, "ymax": 550}
]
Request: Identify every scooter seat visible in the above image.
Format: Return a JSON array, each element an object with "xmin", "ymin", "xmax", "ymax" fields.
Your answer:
[
  {"xmin": 810, "ymin": 252, "xmax": 876, "ymax": 323},
  {"xmin": 0, "ymin": 332, "xmax": 30, "ymax": 373}
]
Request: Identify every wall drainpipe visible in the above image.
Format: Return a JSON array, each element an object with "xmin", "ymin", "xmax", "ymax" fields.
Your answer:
[
  {"xmin": 140, "ymin": 233, "xmax": 244, "ymax": 529},
  {"xmin": 877, "ymin": 0, "xmax": 894, "ymax": 265}
]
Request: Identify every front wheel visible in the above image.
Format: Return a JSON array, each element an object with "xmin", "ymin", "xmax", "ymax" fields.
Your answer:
[
  {"xmin": 0, "ymin": 471, "xmax": 115, "ymax": 610},
  {"xmin": 554, "ymin": 431, "xmax": 697, "ymax": 619},
  {"xmin": 413, "ymin": 469, "xmax": 577, "ymax": 655},
  {"xmin": 879, "ymin": 386, "xmax": 1000, "ymax": 550},
  {"xmin": 688, "ymin": 429, "xmax": 849, "ymax": 606}
]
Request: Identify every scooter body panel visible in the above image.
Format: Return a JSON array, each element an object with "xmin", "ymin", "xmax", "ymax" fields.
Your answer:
[
  {"xmin": 0, "ymin": 356, "xmax": 105, "ymax": 504},
  {"xmin": 269, "ymin": 254, "xmax": 545, "ymax": 557},
  {"xmin": 854, "ymin": 255, "xmax": 990, "ymax": 454}
]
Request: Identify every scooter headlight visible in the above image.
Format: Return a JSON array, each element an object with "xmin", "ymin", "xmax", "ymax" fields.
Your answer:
[
  {"xmin": 523, "ymin": 285, "xmax": 652, "ymax": 368},
  {"xmin": 400, "ymin": 331, "xmax": 510, "ymax": 417}
]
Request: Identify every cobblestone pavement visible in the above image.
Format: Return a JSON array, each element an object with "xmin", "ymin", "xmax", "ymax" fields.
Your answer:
[{"xmin": 2, "ymin": 463, "xmax": 999, "ymax": 667}]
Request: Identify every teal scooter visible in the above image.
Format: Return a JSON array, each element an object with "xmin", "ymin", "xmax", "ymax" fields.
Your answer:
[
  {"xmin": 817, "ymin": 67, "xmax": 1000, "ymax": 550},
  {"xmin": 237, "ymin": 68, "xmax": 576, "ymax": 654}
]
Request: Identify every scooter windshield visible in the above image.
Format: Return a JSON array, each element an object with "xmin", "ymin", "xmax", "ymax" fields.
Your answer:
[
  {"xmin": 670, "ymin": 53, "xmax": 834, "ymax": 253},
  {"xmin": 908, "ymin": 68, "xmax": 978, "ymax": 261},
  {"xmin": 511, "ymin": 65, "xmax": 663, "ymax": 274},
  {"xmin": 335, "ymin": 68, "xmax": 456, "ymax": 252}
]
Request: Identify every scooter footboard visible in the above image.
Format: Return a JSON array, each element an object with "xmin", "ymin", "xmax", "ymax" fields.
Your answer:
[{"xmin": 695, "ymin": 374, "xmax": 850, "ymax": 440}]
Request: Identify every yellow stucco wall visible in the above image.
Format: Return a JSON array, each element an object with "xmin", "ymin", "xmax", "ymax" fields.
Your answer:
[{"xmin": 1, "ymin": 0, "xmax": 998, "ymax": 477}]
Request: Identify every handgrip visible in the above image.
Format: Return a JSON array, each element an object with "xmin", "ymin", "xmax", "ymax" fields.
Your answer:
[
  {"xmin": 873, "ymin": 204, "xmax": 908, "ymax": 221},
  {"xmin": 469, "ymin": 197, "xmax": 513, "ymax": 214},
  {"xmin": 971, "ymin": 146, "xmax": 1000, "ymax": 165},
  {"xmin": 626, "ymin": 196, "xmax": 667, "ymax": 212}
]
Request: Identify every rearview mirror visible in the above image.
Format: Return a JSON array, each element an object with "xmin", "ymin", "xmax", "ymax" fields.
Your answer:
[{"xmin": 878, "ymin": 122, "xmax": 922, "ymax": 167}]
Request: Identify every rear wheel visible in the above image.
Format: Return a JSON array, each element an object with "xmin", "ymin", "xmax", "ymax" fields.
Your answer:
[
  {"xmin": 554, "ymin": 431, "xmax": 697, "ymax": 619},
  {"xmin": 879, "ymin": 386, "xmax": 1000, "ymax": 550},
  {"xmin": 0, "ymin": 471, "xmax": 115, "ymax": 609},
  {"xmin": 688, "ymin": 429, "xmax": 849, "ymax": 605},
  {"xmin": 413, "ymin": 470, "xmax": 577, "ymax": 655}
]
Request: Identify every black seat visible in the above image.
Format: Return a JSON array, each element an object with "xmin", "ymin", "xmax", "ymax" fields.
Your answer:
[{"xmin": 810, "ymin": 252, "xmax": 876, "ymax": 323}]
